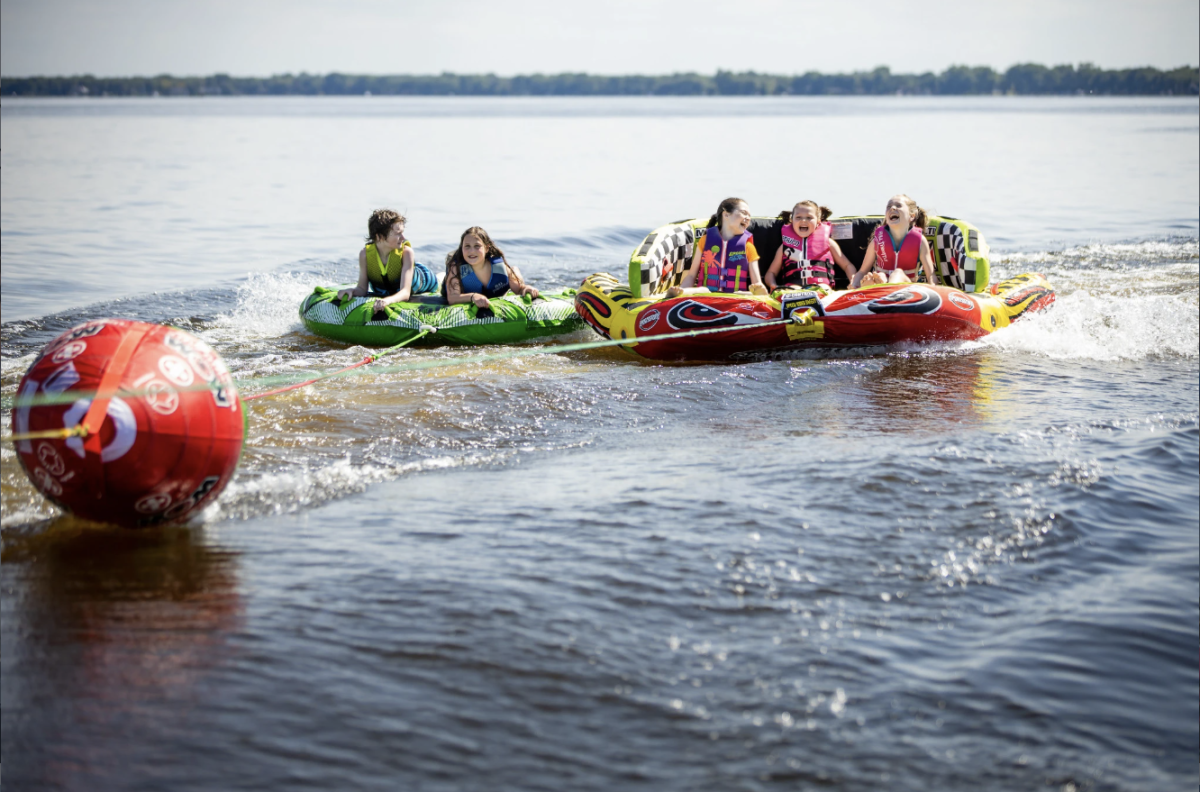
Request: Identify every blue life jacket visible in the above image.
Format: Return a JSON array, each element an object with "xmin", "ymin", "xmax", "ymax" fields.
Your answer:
[{"xmin": 459, "ymin": 257, "xmax": 510, "ymax": 298}]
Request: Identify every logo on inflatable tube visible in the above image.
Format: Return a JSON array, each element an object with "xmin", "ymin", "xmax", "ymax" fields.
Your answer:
[
  {"xmin": 947, "ymin": 291, "xmax": 975, "ymax": 311},
  {"xmin": 865, "ymin": 286, "xmax": 942, "ymax": 315},
  {"xmin": 637, "ymin": 309, "xmax": 661, "ymax": 332},
  {"xmin": 666, "ymin": 300, "xmax": 742, "ymax": 330}
]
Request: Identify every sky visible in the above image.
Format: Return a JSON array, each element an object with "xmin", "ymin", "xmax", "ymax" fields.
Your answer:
[{"xmin": 2, "ymin": 0, "xmax": 1197, "ymax": 78}]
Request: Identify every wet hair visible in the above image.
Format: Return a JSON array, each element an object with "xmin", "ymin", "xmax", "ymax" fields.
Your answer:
[
  {"xmin": 885, "ymin": 194, "xmax": 928, "ymax": 230},
  {"xmin": 707, "ymin": 197, "xmax": 748, "ymax": 229},
  {"xmin": 779, "ymin": 200, "xmax": 832, "ymax": 225},
  {"xmin": 367, "ymin": 209, "xmax": 406, "ymax": 243},
  {"xmin": 442, "ymin": 226, "xmax": 524, "ymax": 297}
]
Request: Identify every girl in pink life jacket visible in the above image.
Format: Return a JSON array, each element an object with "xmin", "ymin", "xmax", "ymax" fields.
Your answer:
[
  {"xmin": 763, "ymin": 200, "xmax": 856, "ymax": 292},
  {"xmin": 666, "ymin": 197, "xmax": 767, "ymax": 299},
  {"xmin": 851, "ymin": 194, "xmax": 936, "ymax": 288}
]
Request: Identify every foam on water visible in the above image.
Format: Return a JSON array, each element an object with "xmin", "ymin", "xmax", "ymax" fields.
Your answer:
[
  {"xmin": 997, "ymin": 238, "xmax": 1199, "ymax": 273},
  {"xmin": 210, "ymin": 270, "xmax": 328, "ymax": 343},
  {"xmin": 983, "ymin": 288, "xmax": 1198, "ymax": 360},
  {"xmin": 199, "ymin": 450, "xmax": 519, "ymax": 525},
  {"xmin": 0, "ymin": 352, "xmax": 39, "ymax": 381},
  {"xmin": 0, "ymin": 477, "xmax": 61, "ymax": 529},
  {"xmin": 982, "ymin": 238, "xmax": 1199, "ymax": 361}
]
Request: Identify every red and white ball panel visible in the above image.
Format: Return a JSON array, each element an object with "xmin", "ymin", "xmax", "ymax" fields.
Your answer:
[{"xmin": 15, "ymin": 319, "xmax": 244, "ymax": 528}]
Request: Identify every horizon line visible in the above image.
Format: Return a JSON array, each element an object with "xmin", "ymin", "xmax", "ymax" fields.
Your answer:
[{"xmin": 4, "ymin": 63, "xmax": 1199, "ymax": 81}]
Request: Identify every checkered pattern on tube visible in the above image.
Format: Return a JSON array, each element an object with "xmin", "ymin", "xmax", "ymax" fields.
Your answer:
[
  {"xmin": 634, "ymin": 223, "xmax": 696, "ymax": 297},
  {"xmin": 934, "ymin": 222, "xmax": 978, "ymax": 292}
]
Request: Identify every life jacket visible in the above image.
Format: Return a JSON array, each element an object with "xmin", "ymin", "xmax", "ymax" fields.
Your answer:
[
  {"xmin": 872, "ymin": 225, "xmax": 923, "ymax": 278},
  {"xmin": 364, "ymin": 241, "xmax": 412, "ymax": 294},
  {"xmin": 459, "ymin": 256, "xmax": 510, "ymax": 298},
  {"xmin": 779, "ymin": 222, "xmax": 835, "ymax": 287},
  {"xmin": 699, "ymin": 227, "xmax": 757, "ymax": 293}
]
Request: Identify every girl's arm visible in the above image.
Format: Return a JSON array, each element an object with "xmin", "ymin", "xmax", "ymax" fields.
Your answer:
[
  {"xmin": 337, "ymin": 250, "xmax": 370, "ymax": 300},
  {"xmin": 851, "ymin": 244, "xmax": 876, "ymax": 289},
  {"xmin": 748, "ymin": 256, "xmax": 767, "ymax": 295},
  {"xmin": 505, "ymin": 263, "xmax": 540, "ymax": 299},
  {"xmin": 444, "ymin": 265, "xmax": 490, "ymax": 308},
  {"xmin": 763, "ymin": 246, "xmax": 784, "ymax": 290},
  {"xmin": 745, "ymin": 238, "xmax": 766, "ymax": 294},
  {"xmin": 919, "ymin": 238, "xmax": 936, "ymax": 286},
  {"xmin": 828, "ymin": 239, "xmax": 857, "ymax": 285}
]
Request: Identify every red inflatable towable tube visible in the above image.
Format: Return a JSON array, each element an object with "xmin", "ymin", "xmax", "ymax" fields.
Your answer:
[{"xmin": 13, "ymin": 319, "xmax": 244, "ymax": 528}]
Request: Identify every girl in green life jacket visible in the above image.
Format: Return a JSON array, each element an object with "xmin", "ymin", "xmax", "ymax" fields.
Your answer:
[
  {"xmin": 443, "ymin": 226, "xmax": 539, "ymax": 308},
  {"xmin": 337, "ymin": 209, "xmax": 437, "ymax": 312}
]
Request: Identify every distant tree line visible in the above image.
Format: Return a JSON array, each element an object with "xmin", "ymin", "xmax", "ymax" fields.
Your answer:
[{"xmin": 3, "ymin": 64, "xmax": 1197, "ymax": 97}]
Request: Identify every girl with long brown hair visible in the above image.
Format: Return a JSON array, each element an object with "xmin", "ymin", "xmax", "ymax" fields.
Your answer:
[{"xmin": 443, "ymin": 226, "xmax": 539, "ymax": 308}]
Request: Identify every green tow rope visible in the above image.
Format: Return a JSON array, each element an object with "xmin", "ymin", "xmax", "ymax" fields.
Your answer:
[{"xmin": 2, "ymin": 315, "xmax": 811, "ymax": 422}]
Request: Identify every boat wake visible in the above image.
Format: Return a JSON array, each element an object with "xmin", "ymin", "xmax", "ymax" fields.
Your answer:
[{"xmin": 985, "ymin": 238, "xmax": 1198, "ymax": 361}]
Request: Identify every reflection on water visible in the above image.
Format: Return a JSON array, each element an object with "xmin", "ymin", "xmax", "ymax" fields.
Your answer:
[
  {"xmin": 2, "ymin": 523, "xmax": 242, "ymax": 791},
  {"xmin": 777, "ymin": 350, "xmax": 1004, "ymax": 438},
  {"xmin": 853, "ymin": 351, "xmax": 1000, "ymax": 431}
]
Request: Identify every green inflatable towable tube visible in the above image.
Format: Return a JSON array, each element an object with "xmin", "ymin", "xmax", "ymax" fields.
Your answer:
[{"xmin": 300, "ymin": 287, "xmax": 583, "ymax": 347}]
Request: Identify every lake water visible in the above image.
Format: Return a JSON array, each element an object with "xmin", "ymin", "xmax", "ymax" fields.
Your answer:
[{"xmin": 2, "ymin": 96, "xmax": 1197, "ymax": 791}]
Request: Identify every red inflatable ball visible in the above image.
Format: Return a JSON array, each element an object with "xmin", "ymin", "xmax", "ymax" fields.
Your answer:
[{"xmin": 13, "ymin": 319, "xmax": 244, "ymax": 528}]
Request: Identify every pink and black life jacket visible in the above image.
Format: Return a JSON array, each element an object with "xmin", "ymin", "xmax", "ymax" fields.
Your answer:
[
  {"xmin": 872, "ymin": 225, "xmax": 923, "ymax": 278},
  {"xmin": 699, "ymin": 227, "xmax": 757, "ymax": 293},
  {"xmin": 779, "ymin": 222, "xmax": 834, "ymax": 287}
]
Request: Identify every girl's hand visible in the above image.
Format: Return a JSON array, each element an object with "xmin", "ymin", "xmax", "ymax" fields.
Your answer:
[
  {"xmin": 849, "ymin": 274, "xmax": 862, "ymax": 289},
  {"xmin": 749, "ymin": 283, "xmax": 768, "ymax": 296},
  {"xmin": 523, "ymin": 286, "xmax": 540, "ymax": 299},
  {"xmin": 472, "ymin": 294, "xmax": 490, "ymax": 308}
]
